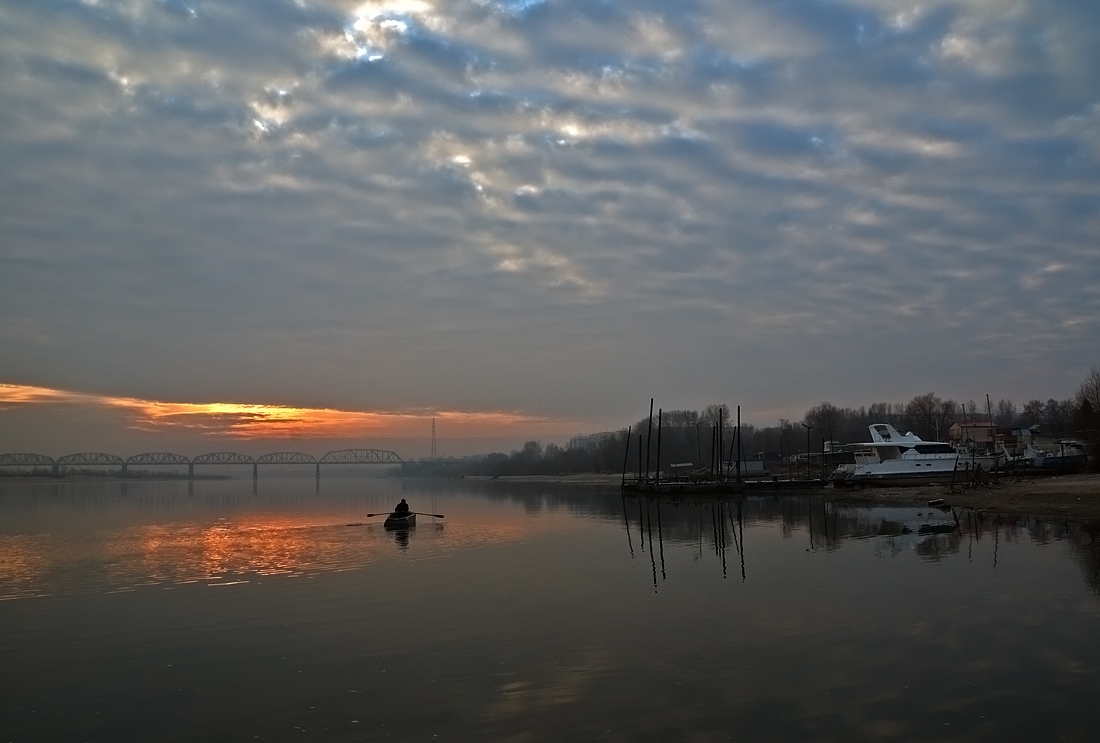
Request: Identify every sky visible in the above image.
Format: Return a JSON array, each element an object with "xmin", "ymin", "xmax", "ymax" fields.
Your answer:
[{"xmin": 2, "ymin": 0, "xmax": 1099, "ymax": 457}]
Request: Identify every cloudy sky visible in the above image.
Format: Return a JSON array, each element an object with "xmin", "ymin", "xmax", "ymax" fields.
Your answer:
[{"xmin": 2, "ymin": 0, "xmax": 1099, "ymax": 456}]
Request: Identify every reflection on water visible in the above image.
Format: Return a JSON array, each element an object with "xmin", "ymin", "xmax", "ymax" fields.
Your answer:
[
  {"xmin": 3, "ymin": 482, "xmax": 1099, "ymax": 600},
  {"xmin": 621, "ymin": 494, "xmax": 1100, "ymax": 595},
  {"xmin": 0, "ymin": 479, "xmax": 580, "ymax": 600},
  {"xmin": 1, "ymin": 479, "xmax": 1098, "ymax": 741},
  {"xmin": 623, "ymin": 497, "xmax": 748, "ymax": 587}
]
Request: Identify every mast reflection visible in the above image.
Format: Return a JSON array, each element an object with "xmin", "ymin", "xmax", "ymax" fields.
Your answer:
[
  {"xmin": 622, "ymin": 496, "xmax": 747, "ymax": 590},
  {"xmin": 620, "ymin": 494, "xmax": 1100, "ymax": 592}
]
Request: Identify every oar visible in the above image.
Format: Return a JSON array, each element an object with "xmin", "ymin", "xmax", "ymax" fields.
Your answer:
[{"xmin": 365, "ymin": 512, "xmax": 445, "ymax": 518}]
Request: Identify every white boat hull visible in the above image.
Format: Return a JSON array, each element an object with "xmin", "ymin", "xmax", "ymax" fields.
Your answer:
[
  {"xmin": 830, "ymin": 460, "xmax": 958, "ymax": 487},
  {"xmin": 830, "ymin": 423, "xmax": 1001, "ymax": 487}
]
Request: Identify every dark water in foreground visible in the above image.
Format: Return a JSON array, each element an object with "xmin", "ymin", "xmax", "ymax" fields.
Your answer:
[{"xmin": 1, "ymin": 478, "xmax": 1098, "ymax": 741}]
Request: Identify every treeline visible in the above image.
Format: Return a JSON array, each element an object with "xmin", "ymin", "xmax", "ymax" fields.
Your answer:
[
  {"xmin": 802, "ymin": 366, "xmax": 1100, "ymax": 453},
  {"xmin": 799, "ymin": 394, "xmax": 1080, "ymax": 443},
  {"xmin": 401, "ymin": 368, "xmax": 1100, "ymax": 477},
  {"xmin": 401, "ymin": 436, "xmax": 632, "ymax": 477}
]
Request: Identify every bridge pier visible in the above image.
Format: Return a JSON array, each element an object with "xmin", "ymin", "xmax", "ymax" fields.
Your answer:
[
  {"xmin": 253, "ymin": 463, "xmax": 258, "ymax": 480},
  {"xmin": 188, "ymin": 463, "xmax": 194, "ymax": 478},
  {"xmin": 316, "ymin": 463, "xmax": 321, "ymax": 481}
]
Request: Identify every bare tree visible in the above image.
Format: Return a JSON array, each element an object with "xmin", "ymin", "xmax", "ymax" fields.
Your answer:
[
  {"xmin": 994, "ymin": 398, "xmax": 1017, "ymax": 427},
  {"xmin": 803, "ymin": 402, "xmax": 843, "ymax": 440},
  {"xmin": 905, "ymin": 393, "xmax": 957, "ymax": 440},
  {"xmin": 1021, "ymin": 399, "xmax": 1045, "ymax": 426},
  {"xmin": 699, "ymin": 403, "xmax": 730, "ymax": 428},
  {"xmin": 661, "ymin": 409, "xmax": 699, "ymax": 427},
  {"xmin": 1076, "ymin": 366, "xmax": 1100, "ymax": 412},
  {"xmin": 1044, "ymin": 398, "xmax": 1077, "ymax": 436},
  {"xmin": 1075, "ymin": 367, "xmax": 1100, "ymax": 471}
]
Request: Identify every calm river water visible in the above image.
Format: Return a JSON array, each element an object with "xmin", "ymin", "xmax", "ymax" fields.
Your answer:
[{"xmin": 1, "ymin": 476, "xmax": 1098, "ymax": 741}]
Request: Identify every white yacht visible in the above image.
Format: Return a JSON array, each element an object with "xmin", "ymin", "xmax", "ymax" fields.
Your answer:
[{"xmin": 830, "ymin": 424, "xmax": 998, "ymax": 487}]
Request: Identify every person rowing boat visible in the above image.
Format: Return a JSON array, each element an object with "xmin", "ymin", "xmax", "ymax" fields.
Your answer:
[
  {"xmin": 364, "ymin": 503, "xmax": 444, "ymax": 529},
  {"xmin": 383, "ymin": 499, "xmax": 414, "ymax": 529}
]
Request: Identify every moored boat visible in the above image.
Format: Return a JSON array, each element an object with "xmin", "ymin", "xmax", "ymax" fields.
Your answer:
[
  {"xmin": 1002, "ymin": 440, "xmax": 1088, "ymax": 474},
  {"xmin": 383, "ymin": 512, "xmax": 416, "ymax": 529},
  {"xmin": 830, "ymin": 423, "xmax": 999, "ymax": 487}
]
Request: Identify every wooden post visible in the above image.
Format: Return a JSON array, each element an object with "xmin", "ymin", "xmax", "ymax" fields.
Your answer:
[
  {"xmin": 712, "ymin": 427, "xmax": 721, "ymax": 479},
  {"xmin": 696, "ymin": 423, "xmax": 701, "ymax": 476},
  {"xmin": 718, "ymin": 407, "xmax": 724, "ymax": 480},
  {"xmin": 655, "ymin": 409, "xmax": 663, "ymax": 485},
  {"xmin": 645, "ymin": 398, "xmax": 654, "ymax": 483},
  {"xmin": 620, "ymin": 426, "xmax": 632, "ymax": 488},
  {"xmin": 736, "ymin": 405, "xmax": 742, "ymax": 483}
]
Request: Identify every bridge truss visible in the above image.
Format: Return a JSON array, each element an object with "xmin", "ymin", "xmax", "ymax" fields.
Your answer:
[{"xmin": 1, "ymin": 447, "xmax": 404, "ymax": 480}]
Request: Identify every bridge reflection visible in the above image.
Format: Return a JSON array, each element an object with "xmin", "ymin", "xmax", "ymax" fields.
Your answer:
[{"xmin": 0, "ymin": 448, "xmax": 404, "ymax": 480}]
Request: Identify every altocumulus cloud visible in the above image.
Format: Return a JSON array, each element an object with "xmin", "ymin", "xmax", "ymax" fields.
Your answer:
[{"xmin": 1, "ymin": 0, "xmax": 1098, "ymax": 435}]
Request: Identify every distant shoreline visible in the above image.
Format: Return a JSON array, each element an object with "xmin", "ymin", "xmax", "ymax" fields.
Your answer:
[
  {"xmin": 451, "ymin": 472, "xmax": 1100, "ymax": 520},
  {"xmin": 2, "ymin": 470, "xmax": 1097, "ymax": 519}
]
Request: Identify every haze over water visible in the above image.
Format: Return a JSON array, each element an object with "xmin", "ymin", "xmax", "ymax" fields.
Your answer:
[{"xmin": 2, "ymin": 477, "xmax": 1098, "ymax": 740}]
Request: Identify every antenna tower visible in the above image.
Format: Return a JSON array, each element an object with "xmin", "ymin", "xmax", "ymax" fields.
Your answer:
[{"xmin": 431, "ymin": 418, "xmax": 437, "ymax": 459}]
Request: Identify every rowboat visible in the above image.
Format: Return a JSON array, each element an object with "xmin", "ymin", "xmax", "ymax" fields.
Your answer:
[{"xmin": 383, "ymin": 512, "xmax": 416, "ymax": 529}]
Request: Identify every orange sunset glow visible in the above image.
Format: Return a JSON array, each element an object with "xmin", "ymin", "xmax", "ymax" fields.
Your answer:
[
  {"xmin": 119, "ymin": 510, "xmax": 580, "ymax": 585},
  {"xmin": 0, "ymin": 382, "xmax": 582, "ymax": 439},
  {"xmin": 0, "ymin": 508, "xmax": 584, "ymax": 599}
]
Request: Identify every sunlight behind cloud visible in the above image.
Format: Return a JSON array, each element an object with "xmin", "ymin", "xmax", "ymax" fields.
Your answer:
[{"xmin": 0, "ymin": 384, "xmax": 576, "ymax": 440}]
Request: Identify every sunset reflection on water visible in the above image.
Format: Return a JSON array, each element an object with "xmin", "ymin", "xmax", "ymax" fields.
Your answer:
[
  {"xmin": 1, "ymin": 490, "xmax": 580, "ymax": 598},
  {"xmin": 0, "ymin": 534, "xmax": 55, "ymax": 600}
]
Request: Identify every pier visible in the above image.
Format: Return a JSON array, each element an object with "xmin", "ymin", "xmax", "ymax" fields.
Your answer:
[{"xmin": 621, "ymin": 398, "xmax": 827, "ymax": 496}]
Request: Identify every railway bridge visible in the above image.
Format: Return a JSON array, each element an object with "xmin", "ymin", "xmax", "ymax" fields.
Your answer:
[{"xmin": 0, "ymin": 448, "xmax": 404, "ymax": 480}]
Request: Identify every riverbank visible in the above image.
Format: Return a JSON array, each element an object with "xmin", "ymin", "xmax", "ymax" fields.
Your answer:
[
  {"xmin": 4, "ymin": 470, "xmax": 1097, "ymax": 519},
  {"xmin": 464, "ymin": 472, "xmax": 1100, "ymax": 519},
  {"xmin": 453, "ymin": 473, "xmax": 624, "ymax": 485},
  {"xmin": 829, "ymin": 472, "xmax": 1100, "ymax": 520}
]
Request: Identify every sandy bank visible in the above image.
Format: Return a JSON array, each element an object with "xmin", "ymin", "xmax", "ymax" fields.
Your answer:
[{"xmin": 829, "ymin": 473, "xmax": 1100, "ymax": 520}]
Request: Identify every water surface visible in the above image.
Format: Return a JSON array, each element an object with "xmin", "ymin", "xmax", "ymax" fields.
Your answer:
[{"xmin": 1, "ymin": 477, "xmax": 1098, "ymax": 741}]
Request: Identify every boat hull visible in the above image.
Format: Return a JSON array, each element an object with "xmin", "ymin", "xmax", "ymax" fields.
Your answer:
[
  {"xmin": 830, "ymin": 460, "xmax": 963, "ymax": 487},
  {"xmin": 383, "ymin": 513, "xmax": 416, "ymax": 529},
  {"xmin": 830, "ymin": 460, "xmax": 1002, "ymax": 487},
  {"xmin": 830, "ymin": 470, "xmax": 958, "ymax": 488}
]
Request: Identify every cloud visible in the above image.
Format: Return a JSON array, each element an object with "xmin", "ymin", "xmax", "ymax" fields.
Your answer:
[
  {"xmin": 0, "ymin": 383, "xmax": 578, "ymax": 439},
  {"xmin": 1, "ymin": 0, "xmax": 1099, "ymax": 436}
]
